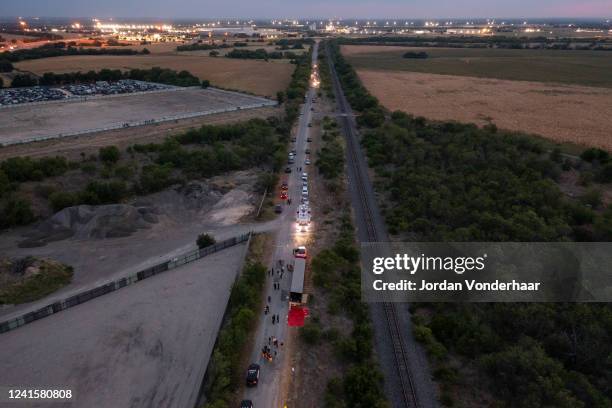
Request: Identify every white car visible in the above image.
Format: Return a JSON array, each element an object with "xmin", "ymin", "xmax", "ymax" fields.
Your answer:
[
  {"xmin": 305, "ymin": 159, "xmax": 311, "ymax": 165},
  {"xmin": 301, "ymin": 186, "xmax": 308, "ymax": 196},
  {"xmin": 301, "ymin": 172, "xmax": 308, "ymax": 181}
]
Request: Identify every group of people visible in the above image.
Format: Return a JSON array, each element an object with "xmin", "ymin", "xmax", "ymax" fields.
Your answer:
[{"xmin": 261, "ymin": 336, "xmax": 284, "ymax": 361}]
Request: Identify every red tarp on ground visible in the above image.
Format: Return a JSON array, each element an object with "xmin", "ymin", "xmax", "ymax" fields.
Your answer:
[{"xmin": 287, "ymin": 305, "xmax": 309, "ymax": 327}]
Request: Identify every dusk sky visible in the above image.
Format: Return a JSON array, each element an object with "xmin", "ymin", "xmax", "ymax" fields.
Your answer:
[{"xmin": 2, "ymin": 0, "xmax": 611, "ymax": 19}]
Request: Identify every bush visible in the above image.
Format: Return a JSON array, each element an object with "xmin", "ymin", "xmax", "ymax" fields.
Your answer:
[
  {"xmin": 579, "ymin": 188, "xmax": 602, "ymax": 209},
  {"xmin": 11, "ymin": 74, "xmax": 37, "ymax": 87},
  {"xmin": 300, "ymin": 321, "xmax": 322, "ymax": 345},
  {"xmin": 49, "ymin": 191, "xmax": 77, "ymax": 212},
  {"xmin": 201, "ymin": 79, "xmax": 210, "ymax": 88},
  {"xmin": 403, "ymin": 51, "xmax": 428, "ymax": 59},
  {"xmin": 0, "ymin": 196, "xmax": 35, "ymax": 228},
  {"xmin": 138, "ymin": 164, "xmax": 174, "ymax": 193},
  {"xmin": 0, "ymin": 59, "xmax": 13, "ymax": 72},
  {"xmin": 98, "ymin": 146, "xmax": 121, "ymax": 164},
  {"xmin": 197, "ymin": 233, "xmax": 216, "ymax": 249}
]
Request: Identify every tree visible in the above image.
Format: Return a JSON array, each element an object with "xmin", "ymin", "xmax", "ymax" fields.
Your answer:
[
  {"xmin": 11, "ymin": 74, "xmax": 37, "ymax": 87},
  {"xmin": 141, "ymin": 47, "xmax": 150, "ymax": 54},
  {"xmin": 0, "ymin": 196, "xmax": 35, "ymax": 228},
  {"xmin": 276, "ymin": 91, "xmax": 285, "ymax": 104},
  {"xmin": 98, "ymin": 146, "xmax": 121, "ymax": 164},
  {"xmin": 197, "ymin": 233, "xmax": 216, "ymax": 249},
  {"xmin": 209, "ymin": 50, "xmax": 219, "ymax": 57},
  {"xmin": 0, "ymin": 59, "xmax": 13, "ymax": 72},
  {"xmin": 201, "ymin": 79, "xmax": 210, "ymax": 88}
]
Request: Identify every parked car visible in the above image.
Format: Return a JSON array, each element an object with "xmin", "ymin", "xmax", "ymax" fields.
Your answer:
[
  {"xmin": 285, "ymin": 167, "xmax": 292, "ymax": 173},
  {"xmin": 305, "ymin": 159, "xmax": 311, "ymax": 165},
  {"xmin": 281, "ymin": 183, "xmax": 288, "ymax": 190},
  {"xmin": 305, "ymin": 149, "xmax": 311, "ymax": 155},
  {"xmin": 275, "ymin": 204, "xmax": 283, "ymax": 214},
  {"xmin": 306, "ymin": 137, "xmax": 312, "ymax": 142},
  {"xmin": 291, "ymin": 137, "xmax": 296, "ymax": 142},
  {"xmin": 301, "ymin": 172, "xmax": 308, "ymax": 180},
  {"xmin": 280, "ymin": 191, "xmax": 288, "ymax": 200},
  {"xmin": 240, "ymin": 400, "xmax": 254, "ymax": 408},
  {"xmin": 308, "ymin": 123, "xmax": 312, "ymax": 127},
  {"xmin": 246, "ymin": 364, "xmax": 260, "ymax": 386}
]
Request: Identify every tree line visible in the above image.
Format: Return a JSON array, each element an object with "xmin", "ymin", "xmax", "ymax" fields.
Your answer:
[
  {"xmin": 9, "ymin": 67, "xmax": 203, "ymax": 88},
  {"xmin": 0, "ymin": 42, "xmax": 147, "ymax": 63},
  {"xmin": 226, "ymin": 48, "xmax": 298, "ymax": 60}
]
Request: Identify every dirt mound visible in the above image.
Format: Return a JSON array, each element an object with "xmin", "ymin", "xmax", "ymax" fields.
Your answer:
[
  {"xmin": 16, "ymin": 173, "xmax": 258, "ymax": 248},
  {"xmin": 133, "ymin": 182, "xmax": 222, "ymax": 221},
  {"xmin": 20, "ymin": 204, "xmax": 159, "ymax": 248}
]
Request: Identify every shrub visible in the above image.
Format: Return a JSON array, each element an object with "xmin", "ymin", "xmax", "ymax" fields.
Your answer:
[
  {"xmin": 11, "ymin": 74, "xmax": 37, "ymax": 87},
  {"xmin": 98, "ymin": 146, "xmax": 121, "ymax": 164},
  {"xmin": 300, "ymin": 321, "xmax": 322, "ymax": 345},
  {"xmin": 197, "ymin": 233, "xmax": 216, "ymax": 249},
  {"xmin": 0, "ymin": 196, "xmax": 35, "ymax": 228},
  {"xmin": 49, "ymin": 191, "xmax": 77, "ymax": 212}
]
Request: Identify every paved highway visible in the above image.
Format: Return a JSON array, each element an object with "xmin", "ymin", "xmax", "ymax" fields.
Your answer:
[{"xmin": 242, "ymin": 41, "xmax": 319, "ymax": 408}]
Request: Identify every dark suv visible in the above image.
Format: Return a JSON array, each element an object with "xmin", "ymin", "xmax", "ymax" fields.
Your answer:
[
  {"xmin": 240, "ymin": 400, "xmax": 254, "ymax": 408},
  {"xmin": 246, "ymin": 363, "xmax": 260, "ymax": 386}
]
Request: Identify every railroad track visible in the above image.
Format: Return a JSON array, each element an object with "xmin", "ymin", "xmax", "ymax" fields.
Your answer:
[{"xmin": 325, "ymin": 42, "xmax": 420, "ymax": 408}]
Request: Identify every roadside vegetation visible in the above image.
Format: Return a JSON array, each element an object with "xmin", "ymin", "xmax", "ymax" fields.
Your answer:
[
  {"xmin": 327, "ymin": 38, "xmax": 612, "ymax": 407},
  {"xmin": 316, "ymin": 116, "xmax": 344, "ymax": 189},
  {"xmin": 316, "ymin": 45, "xmax": 335, "ymax": 100},
  {"xmin": 0, "ymin": 257, "xmax": 73, "ymax": 304},
  {"xmin": 203, "ymin": 258, "xmax": 266, "ymax": 408},
  {"xmin": 308, "ymin": 212, "xmax": 389, "ymax": 407}
]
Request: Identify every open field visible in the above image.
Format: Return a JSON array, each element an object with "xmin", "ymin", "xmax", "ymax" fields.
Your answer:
[
  {"xmin": 0, "ymin": 105, "xmax": 280, "ymax": 160},
  {"xmin": 356, "ymin": 70, "xmax": 612, "ymax": 151},
  {"xmin": 343, "ymin": 45, "xmax": 612, "ymax": 88},
  {"xmin": 15, "ymin": 53, "xmax": 294, "ymax": 96},
  {"xmin": 0, "ymin": 87, "xmax": 275, "ymax": 145},
  {"xmin": 0, "ymin": 244, "xmax": 246, "ymax": 408}
]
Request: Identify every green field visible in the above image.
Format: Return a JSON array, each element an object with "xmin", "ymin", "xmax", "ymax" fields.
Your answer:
[{"xmin": 344, "ymin": 46, "xmax": 612, "ymax": 87}]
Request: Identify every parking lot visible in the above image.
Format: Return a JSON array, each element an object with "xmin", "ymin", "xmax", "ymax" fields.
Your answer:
[
  {"xmin": 0, "ymin": 80, "xmax": 174, "ymax": 106},
  {"xmin": 0, "ymin": 87, "xmax": 275, "ymax": 145}
]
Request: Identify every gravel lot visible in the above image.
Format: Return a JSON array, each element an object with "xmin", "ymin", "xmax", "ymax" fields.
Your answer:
[
  {"xmin": 0, "ymin": 87, "xmax": 273, "ymax": 145},
  {"xmin": 0, "ymin": 244, "xmax": 246, "ymax": 408}
]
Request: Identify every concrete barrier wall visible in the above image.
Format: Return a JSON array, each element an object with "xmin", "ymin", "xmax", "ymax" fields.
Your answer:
[{"xmin": 0, "ymin": 232, "xmax": 252, "ymax": 334}]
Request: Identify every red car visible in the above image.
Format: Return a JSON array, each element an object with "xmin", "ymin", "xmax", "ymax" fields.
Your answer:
[{"xmin": 280, "ymin": 191, "xmax": 288, "ymax": 200}]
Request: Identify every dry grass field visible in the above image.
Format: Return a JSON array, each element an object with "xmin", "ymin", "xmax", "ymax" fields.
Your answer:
[
  {"xmin": 343, "ymin": 45, "xmax": 612, "ymax": 88},
  {"xmin": 16, "ymin": 54, "xmax": 293, "ymax": 97},
  {"xmin": 356, "ymin": 70, "xmax": 612, "ymax": 151}
]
